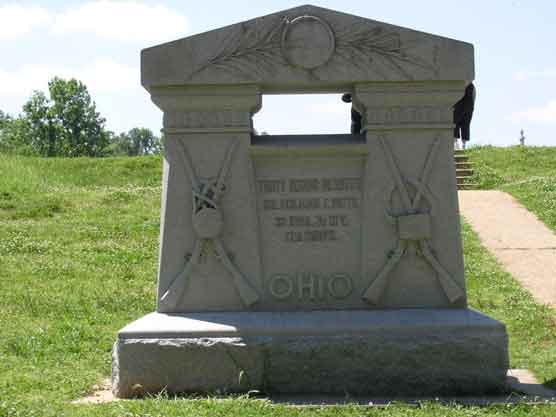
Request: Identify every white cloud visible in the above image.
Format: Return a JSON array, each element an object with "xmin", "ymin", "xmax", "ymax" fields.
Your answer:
[
  {"xmin": 0, "ymin": 59, "xmax": 138, "ymax": 98},
  {"xmin": 0, "ymin": 4, "xmax": 50, "ymax": 39},
  {"xmin": 513, "ymin": 69, "xmax": 556, "ymax": 81},
  {"xmin": 513, "ymin": 100, "xmax": 556, "ymax": 123},
  {"xmin": 308, "ymin": 100, "xmax": 349, "ymax": 116},
  {"xmin": 76, "ymin": 58, "xmax": 139, "ymax": 91},
  {"xmin": 52, "ymin": 1, "xmax": 188, "ymax": 43},
  {"xmin": 0, "ymin": 2, "xmax": 188, "ymax": 42}
]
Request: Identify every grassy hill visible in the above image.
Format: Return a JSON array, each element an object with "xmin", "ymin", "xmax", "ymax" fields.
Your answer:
[
  {"xmin": 468, "ymin": 146, "xmax": 556, "ymax": 230},
  {"xmin": 1, "ymin": 152, "xmax": 556, "ymax": 416}
]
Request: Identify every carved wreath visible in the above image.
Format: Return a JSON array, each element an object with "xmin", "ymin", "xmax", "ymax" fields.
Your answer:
[{"xmin": 187, "ymin": 16, "xmax": 438, "ymax": 80}]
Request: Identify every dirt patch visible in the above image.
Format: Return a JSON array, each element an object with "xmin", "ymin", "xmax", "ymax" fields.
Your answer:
[{"xmin": 72, "ymin": 378, "xmax": 115, "ymax": 404}]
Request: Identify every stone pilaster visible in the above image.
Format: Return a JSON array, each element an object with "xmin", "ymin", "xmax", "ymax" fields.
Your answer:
[
  {"xmin": 149, "ymin": 86, "xmax": 264, "ymax": 312},
  {"xmin": 353, "ymin": 82, "xmax": 465, "ymax": 131},
  {"xmin": 353, "ymin": 82, "xmax": 468, "ymax": 308}
]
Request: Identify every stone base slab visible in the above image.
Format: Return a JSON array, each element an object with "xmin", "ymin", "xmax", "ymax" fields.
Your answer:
[{"xmin": 112, "ymin": 309, "xmax": 509, "ymax": 398}]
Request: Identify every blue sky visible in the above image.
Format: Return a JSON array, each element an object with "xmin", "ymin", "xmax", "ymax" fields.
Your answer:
[{"xmin": 1, "ymin": 0, "xmax": 555, "ymax": 146}]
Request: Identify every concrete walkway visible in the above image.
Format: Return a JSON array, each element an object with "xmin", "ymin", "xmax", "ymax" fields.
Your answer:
[{"xmin": 459, "ymin": 190, "xmax": 556, "ymax": 307}]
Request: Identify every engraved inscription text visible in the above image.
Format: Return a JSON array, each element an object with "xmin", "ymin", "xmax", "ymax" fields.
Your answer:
[{"xmin": 258, "ymin": 177, "xmax": 361, "ymax": 243}]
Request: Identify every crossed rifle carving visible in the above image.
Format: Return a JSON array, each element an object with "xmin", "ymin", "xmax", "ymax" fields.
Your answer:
[
  {"xmin": 159, "ymin": 140, "xmax": 260, "ymax": 310},
  {"xmin": 362, "ymin": 136, "xmax": 464, "ymax": 304}
]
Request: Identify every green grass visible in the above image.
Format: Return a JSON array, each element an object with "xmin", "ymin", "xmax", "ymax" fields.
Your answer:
[
  {"xmin": 467, "ymin": 146, "xmax": 556, "ymax": 230},
  {"xmin": 2, "ymin": 154, "xmax": 556, "ymax": 416}
]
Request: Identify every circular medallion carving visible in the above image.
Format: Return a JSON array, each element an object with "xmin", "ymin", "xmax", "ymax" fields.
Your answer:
[{"xmin": 281, "ymin": 15, "xmax": 335, "ymax": 70}]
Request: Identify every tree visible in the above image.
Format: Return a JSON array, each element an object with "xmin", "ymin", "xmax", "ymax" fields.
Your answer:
[
  {"xmin": 0, "ymin": 110, "xmax": 8, "ymax": 129},
  {"xmin": 22, "ymin": 91, "xmax": 60, "ymax": 156},
  {"xmin": 109, "ymin": 128, "xmax": 162, "ymax": 156},
  {"xmin": 21, "ymin": 77, "xmax": 110, "ymax": 157},
  {"xmin": 0, "ymin": 110, "xmax": 35, "ymax": 155},
  {"xmin": 0, "ymin": 110, "xmax": 12, "ymax": 152}
]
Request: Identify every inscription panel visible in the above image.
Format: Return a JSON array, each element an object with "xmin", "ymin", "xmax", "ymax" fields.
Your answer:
[{"xmin": 254, "ymin": 156, "xmax": 366, "ymax": 310}]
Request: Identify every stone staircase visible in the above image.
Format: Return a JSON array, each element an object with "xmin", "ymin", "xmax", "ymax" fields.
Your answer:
[{"xmin": 455, "ymin": 150, "xmax": 475, "ymax": 190}]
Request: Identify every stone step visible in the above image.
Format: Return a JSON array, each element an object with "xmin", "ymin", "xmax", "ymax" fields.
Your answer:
[
  {"xmin": 457, "ymin": 176, "xmax": 474, "ymax": 185},
  {"xmin": 458, "ymin": 183, "xmax": 476, "ymax": 190},
  {"xmin": 456, "ymin": 168, "xmax": 474, "ymax": 177},
  {"xmin": 455, "ymin": 162, "xmax": 473, "ymax": 170},
  {"xmin": 454, "ymin": 151, "xmax": 475, "ymax": 189}
]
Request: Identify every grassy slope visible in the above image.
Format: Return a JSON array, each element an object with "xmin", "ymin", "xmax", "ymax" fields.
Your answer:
[
  {"xmin": 1, "ymin": 153, "xmax": 556, "ymax": 416},
  {"xmin": 467, "ymin": 146, "xmax": 556, "ymax": 230}
]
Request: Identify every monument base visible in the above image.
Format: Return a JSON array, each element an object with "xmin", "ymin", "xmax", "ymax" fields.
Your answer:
[{"xmin": 112, "ymin": 309, "xmax": 508, "ymax": 398}]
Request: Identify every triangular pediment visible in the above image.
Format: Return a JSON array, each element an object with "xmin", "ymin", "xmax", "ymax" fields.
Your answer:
[{"xmin": 141, "ymin": 5, "xmax": 474, "ymax": 91}]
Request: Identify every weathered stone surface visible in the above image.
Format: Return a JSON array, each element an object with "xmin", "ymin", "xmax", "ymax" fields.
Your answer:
[
  {"xmin": 112, "ymin": 5, "xmax": 509, "ymax": 399},
  {"xmin": 152, "ymin": 93, "xmax": 469, "ymax": 312},
  {"xmin": 113, "ymin": 338, "xmax": 265, "ymax": 397},
  {"xmin": 141, "ymin": 5, "xmax": 474, "ymax": 90},
  {"xmin": 113, "ymin": 309, "xmax": 508, "ymax": 397}
]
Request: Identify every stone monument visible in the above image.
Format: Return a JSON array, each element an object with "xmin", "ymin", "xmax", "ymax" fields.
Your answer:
[{"xmin": 112, "ymin": 5, "xmax": 508, "ymax": 398}]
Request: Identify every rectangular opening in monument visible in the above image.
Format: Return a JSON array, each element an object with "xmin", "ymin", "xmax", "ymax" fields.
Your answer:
[{"xmin": 252, "ymin": 94, "xmax": 351, "ymax": 135}]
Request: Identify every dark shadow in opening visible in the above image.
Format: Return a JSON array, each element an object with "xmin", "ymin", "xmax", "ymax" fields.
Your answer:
[{"xmin": 251, "ymin": 133, "xmax": 365, "ymax": 147}]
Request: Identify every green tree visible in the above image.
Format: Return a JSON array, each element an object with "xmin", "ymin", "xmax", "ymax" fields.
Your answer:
[
  {"xmin": 0, "ymin": 110, "xmax": 8, "ymax": 129},
  {"xmin": 22, "ymin": 91, "xmax": 60, "ymax": 156},
  {"xmin": 0, "ymin": 110, "xmax": 12, "ymax": 152},
  {"xmin": 21, "ymin": 77, "xmax": 109, "ymax": 157},
  {"xmin": 109, "ymin": 127, "xmax": 162, "ymax": 156},
  {"xmin": 0, "ymin": 111, "xmax": 35, "ymax": 155}
]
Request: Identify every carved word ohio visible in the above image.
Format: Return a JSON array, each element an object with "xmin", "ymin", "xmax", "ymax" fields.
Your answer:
[{"xmin": 268, "ymin": 272, "xmax": 354, "ymax": 301}]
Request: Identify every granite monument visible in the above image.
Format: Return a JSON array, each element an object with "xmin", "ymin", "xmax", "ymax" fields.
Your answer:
[{"xmin": 112, "ymin": 5, "xmax": 508, "ymax": 398}]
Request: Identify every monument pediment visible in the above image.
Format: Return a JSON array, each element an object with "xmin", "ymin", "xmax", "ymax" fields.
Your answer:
[{"xmin": 141, "ymin": 5, "xmax": 474, "ymax": 91}]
